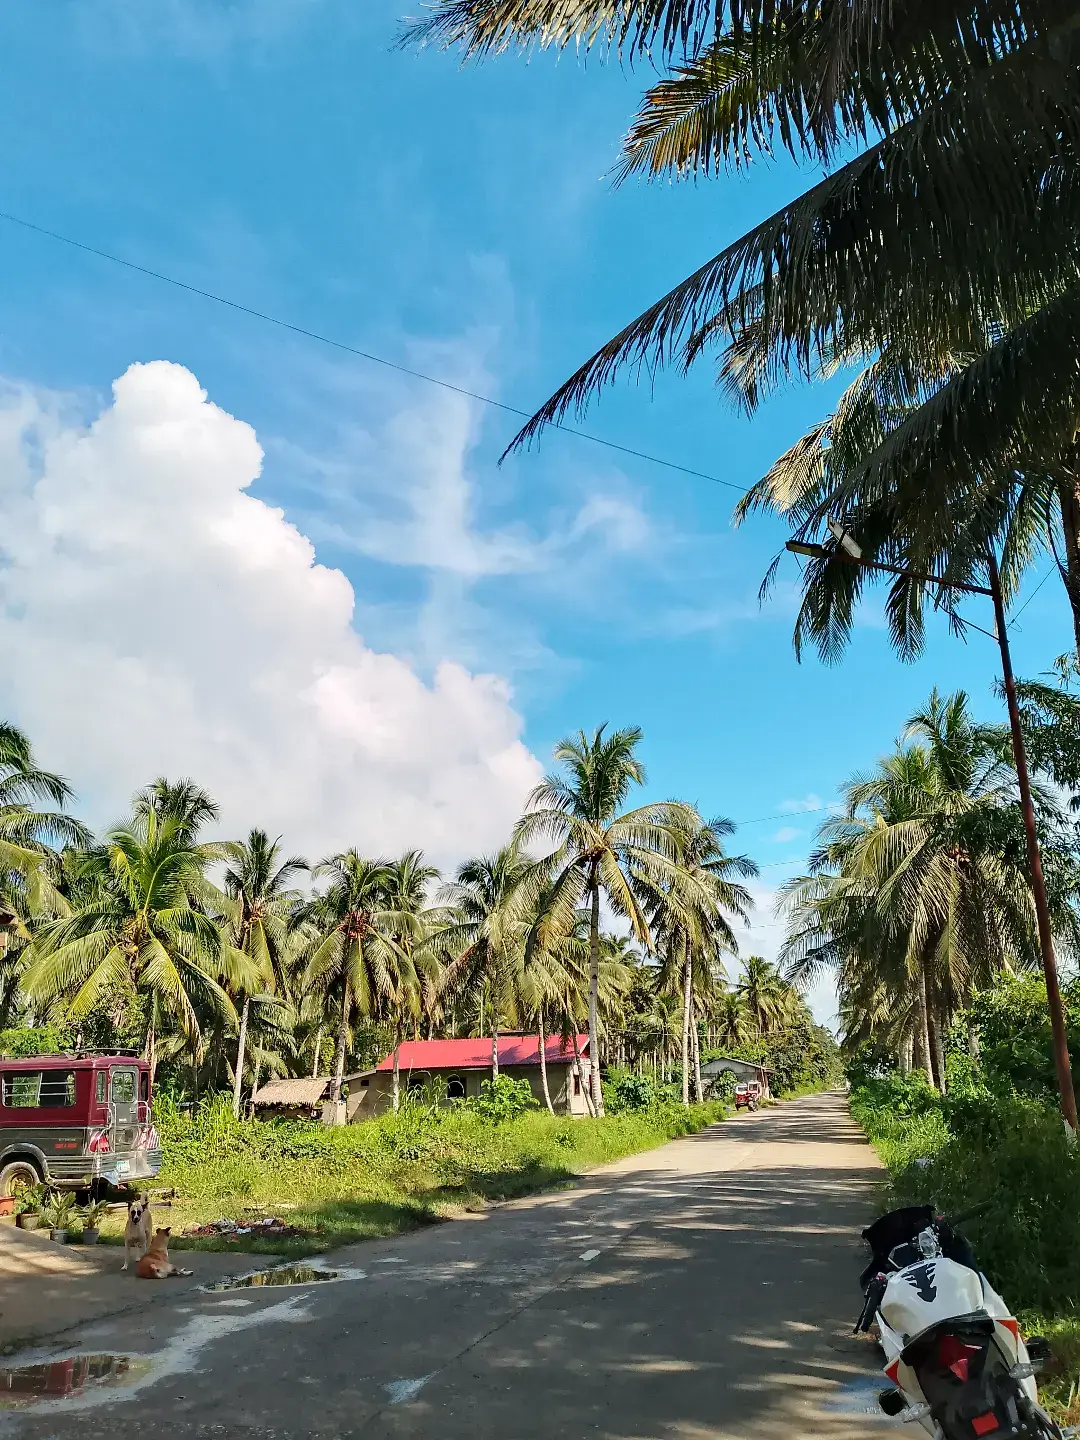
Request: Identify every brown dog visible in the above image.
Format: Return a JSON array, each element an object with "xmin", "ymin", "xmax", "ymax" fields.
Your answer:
[
  {"xmin": 135, "ymin": 1227, "xmax": 192, "ymax": 1279},
  {"xmin": 123, "ymin": 1193, "xmax": 153, "ymax": 1271}
]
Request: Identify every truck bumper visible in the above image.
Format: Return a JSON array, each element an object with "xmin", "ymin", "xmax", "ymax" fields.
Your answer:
[{"xmin": 44, "ymin": 1149, "xmax": 163, "ymax": 1189}]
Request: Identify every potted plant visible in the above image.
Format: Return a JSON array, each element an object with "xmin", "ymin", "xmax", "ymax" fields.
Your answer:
[
  {"xmin": 43, "ymin": 1189, "xmax": 77, "ymax": 1243},
  {"xmin": 15, "ymin": 1183, "xmax": 45, "ymax": 1231},
  {"xmin": 0, "ymin": 1194, "xmax": 15, "ymax": 1218},
  {"xmin": 79, "ymin": 1200, "xmax": 110, "ymax": 1245}
]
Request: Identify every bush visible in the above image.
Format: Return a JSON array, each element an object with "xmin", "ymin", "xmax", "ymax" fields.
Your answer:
[
  {"xmin": 605, "ymin": 1069, "xmax": 658, "ymax": 1112},
  {"xmin": 467, "ymin": 1074, "xmax": 537, "ymax": 1124},
  {"xmin": 0, "ymin": 1025, "xmax": 65, "ymax": 1058},
  {"xmin": 850, "ymin": 1066, "xmax": 1080, "ymax": 1317},
  {"xmin": 710, "ymin": 1069, "xmax": 737, "ymax": 1102}
]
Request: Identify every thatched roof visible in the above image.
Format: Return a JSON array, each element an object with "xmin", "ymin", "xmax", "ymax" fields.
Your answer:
[
  {"xmin": 251, "ymin": 1077, "xmax": 330, "ymax": 1108},
  {"xmin": 251, "ymin": 1071, "xmax": 374, "ymax": 1108}
]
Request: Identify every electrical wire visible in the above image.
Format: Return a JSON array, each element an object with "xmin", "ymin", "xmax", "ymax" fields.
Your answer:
[
  {"xmin": 1010, "ymin": 566, "xmax": 1055, "ymax": 623},
  {"xmin": 0, "ymin": 209, "xmax": 750, "ymax": 496}
]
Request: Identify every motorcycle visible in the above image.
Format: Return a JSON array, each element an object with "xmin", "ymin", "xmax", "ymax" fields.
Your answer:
[{"xmin": 855, "ymin": 1204, "xmax": 1072, "ymax": 1440}]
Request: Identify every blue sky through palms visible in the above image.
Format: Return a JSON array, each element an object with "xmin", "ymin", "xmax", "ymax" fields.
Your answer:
[{"xmin": 0, "ymin": 0, "xmax": 1070, "ymax": 1025}]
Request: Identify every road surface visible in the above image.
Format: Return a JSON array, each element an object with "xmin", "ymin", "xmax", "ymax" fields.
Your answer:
[{"xmin": 2, "ymin": 1092, "xmax": 887, "ymax": 1440}]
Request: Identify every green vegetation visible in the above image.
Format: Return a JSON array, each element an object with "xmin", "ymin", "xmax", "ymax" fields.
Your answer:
[
  {"xmin": 82, "ymin": 1091, "xmax": 728, "ymax": 1256},
  {"xmin": 850, "ymin": 994, "xmax": 1080, "ymax": 1425},
  {"xmin": 1, "ymin": 717, "xmax": 843, "ymax": 1117}
]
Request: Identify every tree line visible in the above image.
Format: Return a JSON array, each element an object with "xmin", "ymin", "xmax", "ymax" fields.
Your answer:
[
  {"xmin": 780, "ymin": 685, "xmax": 1080, "ymax": 1088},
  {"xmin": 0, "ymin": 720, "xmax": 828, "ymax": 1116}
]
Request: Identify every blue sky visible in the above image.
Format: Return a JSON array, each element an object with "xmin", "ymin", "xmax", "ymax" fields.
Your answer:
[{"xmin": 0, "ymin": 0, "xmax": 1071, "ymax": 1022}]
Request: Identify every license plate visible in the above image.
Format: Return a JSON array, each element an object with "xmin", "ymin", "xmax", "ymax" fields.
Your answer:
[{"xmin": 115, "ymin": 1160, "xmax": 130, "ymax": 1175}]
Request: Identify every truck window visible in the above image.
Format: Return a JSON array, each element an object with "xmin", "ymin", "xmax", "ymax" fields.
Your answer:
[
  {"xmin": 1, "ymin": 1071, "xmax": 77, "ymax": 1107},
  {"xmin": 96, "ymin": 1070, "xmax": 108, "ymax": 1104},
  {"xmin": 140, "ymin": 1072, "xmax": 149, "ymax": 1102},
  {"xmin": 111, "ymin": 1070, "xmax": 136, "ymax": 1104}
]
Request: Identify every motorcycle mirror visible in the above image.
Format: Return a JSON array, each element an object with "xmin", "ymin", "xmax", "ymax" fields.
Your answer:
[
  {"xmin": 877, "ymin": 1389, "xmax": 907, "ymax": 1417},
  {"xmin": 1024, "ymin": 1336, "xmax": 1052, "ymax": 1369}
]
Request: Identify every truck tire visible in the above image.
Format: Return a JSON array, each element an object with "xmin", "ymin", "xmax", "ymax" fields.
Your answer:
[{"xmin": 0, "ymin": 1156, "xmax": 43, "ymax": 1197}]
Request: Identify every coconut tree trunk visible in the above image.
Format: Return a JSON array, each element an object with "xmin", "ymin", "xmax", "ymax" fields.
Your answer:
[
  {"xmin": 250, "ymin": 1049, "xmax": 262, "ymax": 1116},
  {"xmin": 900, "ymin": 1026, "xmax": 914, "ymax": 1075},
  {"xmin": 329, "ymin": 984, "xmax": 350, "ymax": 1104},
  {"xmin": 967, "ymin": 1017, "xmax": 980, "ymax": 1066},
  {"xmin": 929, "ymin": 1005, "xmax": 947, "ymax": 1094},
  {"xmin": 537, "ymin": 1010, "xmax": 554, "ymax": 1115},
  {"xmin": 570, "ymin": 1026, "xmax": 596, "ymax": 1117},
  {"xmin": 311, "ymin": 1022, "xmax": 323, "ymax": 1080},
  {"xmin": 587, "ymin": 877, "xmax": 604, "ymax": 1115},
  {"xmin": 692, "ymin": 1005, "xmax": 703, "ymax": 1104},
  {"xmin": 490, "ymin": 970, "xmax": 500, "ymax": 1080},
  {"xmin": 232, "ymin": 993, "xmax": 250, "ymax": 1120},
  {"xmin": 916, "ymin": 964, "xmax": 935, "ymax": 1089},
  {"xmin": 681, "ymin": 935, "xmax": 692, "ymax": 1107},
  {"xmin": 144, "ymin": 1014, "xmax": 157, "ymax": 1089}
]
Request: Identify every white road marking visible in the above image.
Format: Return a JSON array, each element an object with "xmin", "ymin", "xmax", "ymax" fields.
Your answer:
[
  {"xmin": 384, "ymin": 1375, "xmax": 434, "ymax": 1404},
  {"xmin": 374, "ymin": 1257, "xmax": 407, "ymax": 1264}
]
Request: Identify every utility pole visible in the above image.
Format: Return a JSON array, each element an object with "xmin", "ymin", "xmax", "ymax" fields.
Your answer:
[
  {"xmin": 986, "ymin": 552, "xmax": 1077, "ymax": 1132},
  {"xmin": 786, "ymin": 538, "xmax": 1078, "ymax": 1132}
]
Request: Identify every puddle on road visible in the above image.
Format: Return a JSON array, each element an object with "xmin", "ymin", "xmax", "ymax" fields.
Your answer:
[
  {"xmin": 0, "ymin": 1355, "xmax": 151, "ymax": 1408},
  {"xmin": 205, "ymin": 1263, "xmax": 339, "ymax": 1291}
]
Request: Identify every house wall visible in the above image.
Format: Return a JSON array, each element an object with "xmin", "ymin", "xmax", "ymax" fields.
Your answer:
[
  {"xmin": 701, "ymin": 1058, "xmax": 771, "ymax": 1098},
  {"xmin": 345, "ymin": 1060, "xmax": 592, "ymax": 1121}
]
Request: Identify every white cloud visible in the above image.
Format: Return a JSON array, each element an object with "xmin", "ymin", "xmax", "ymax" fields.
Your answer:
[
  {"xmin": 285, "ymin": 361, "xmax": 651, "ymax": 585},
  {"xmin": 0, "ymin": 361, "xmax": 542, "ymax": 868},
  {"xmin": 769, "ymin": 825, "xmax": 803, "ymax": 845},
  {"xmin": 779, "ymin": 792, "xmax": 824, "ymax": 814}
]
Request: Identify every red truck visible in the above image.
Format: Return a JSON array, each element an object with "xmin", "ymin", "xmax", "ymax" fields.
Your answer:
[{"xmin": 0, "ymin": 1052, "xmax": 161, "ymax": 1196}]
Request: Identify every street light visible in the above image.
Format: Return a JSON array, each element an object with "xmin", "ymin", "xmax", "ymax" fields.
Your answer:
[{"xmin": 787, "ymin": 537, "xmax": 1078, "ymax": 1133}]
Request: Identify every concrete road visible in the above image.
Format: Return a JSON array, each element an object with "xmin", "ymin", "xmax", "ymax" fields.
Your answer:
[{"xmin": 2, "ymin": 1092, "xmax": 888, "ymax": 1440}]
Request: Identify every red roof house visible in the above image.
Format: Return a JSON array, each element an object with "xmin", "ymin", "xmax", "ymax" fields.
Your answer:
[{"xmin": 345, "ymin": 1034, "xmax": 591, "ymax": 1120}]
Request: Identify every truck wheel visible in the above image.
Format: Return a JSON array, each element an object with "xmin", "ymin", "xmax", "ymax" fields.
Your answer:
[{"xmin": 0, "ymin": 1157, "xmax": 42, "ymax": 1197}]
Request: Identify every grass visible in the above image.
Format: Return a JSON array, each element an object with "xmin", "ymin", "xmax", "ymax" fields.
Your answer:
[
  {"xmin": 87, "ymin": 1095, "xmax": 728, "ymax": 1258},
  {"xmin": 850, "ymin": 1072, "xmax": 1080, "ymax": 1425}
]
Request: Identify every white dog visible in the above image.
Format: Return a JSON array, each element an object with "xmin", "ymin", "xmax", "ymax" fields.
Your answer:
[{"xmin": 122, "ymin": 1194, "xmax": 153, "ymax": 1271}]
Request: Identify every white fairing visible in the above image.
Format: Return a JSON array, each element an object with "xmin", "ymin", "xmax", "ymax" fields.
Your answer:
[
  {"xmin": 876, "ymin": 1259, "xmax": 1038, "ymax": 1437},
  {"xmin": 880, "ymin": 1258, "xmax": 987, "ymax": 1340}
]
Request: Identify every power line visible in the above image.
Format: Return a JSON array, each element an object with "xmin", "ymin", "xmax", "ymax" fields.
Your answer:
[
  {"xmin": 1011, "ymin": 565, "xmax": 1055, "ymax": 623},
  {"xmin": 0, "ymin": 209, "xmax": 749, "ymax": 496},
  {"xmin": 732, "ymin": 804, "xmax": 827, "ymax": 827}
]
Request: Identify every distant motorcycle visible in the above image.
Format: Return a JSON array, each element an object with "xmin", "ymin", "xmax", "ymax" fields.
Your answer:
[
  {"xmin": 855, "ymin": 1205, "xmax": 1071, "ymax": 1440},
  {"xmin": 734, "ymin": 1082, "xmax": 760, "ymax": 1112}
]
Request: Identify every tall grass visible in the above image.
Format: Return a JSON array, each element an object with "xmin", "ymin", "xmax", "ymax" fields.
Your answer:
[{"xmin": 137, "ymin": 1092, "xmax": 727, "ymax": 1255}]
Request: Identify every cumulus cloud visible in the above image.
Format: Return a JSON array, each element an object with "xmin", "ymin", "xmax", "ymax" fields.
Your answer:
[
  {"xmin": 0, "ymin": 361, "xmax": 541, "ymax": 867},
  {"xmin": 769, "ymin": 825, "xmax": 803, "ymax": 845}
]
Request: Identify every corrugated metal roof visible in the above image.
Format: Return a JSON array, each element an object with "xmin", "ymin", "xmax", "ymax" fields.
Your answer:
[{"xmin": 375, "ymin": 1035, "xmax": 588, "ymax": 1072}]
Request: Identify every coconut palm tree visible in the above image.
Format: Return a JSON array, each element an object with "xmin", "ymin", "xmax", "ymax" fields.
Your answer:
[
  {"xmin": 514, "ymin": 725, "xmax": 688, "ymax": 1114},
  {"xmin": 736, "ymin": 956, "xmax": 793, "ymax": 1036},
  {"xmin": 23, "ymin": 805, "xmax": 233, "ymax": 1080},
  {"xmin": 711, "ymin": 987, "xmax": 755, "ymax": 1051},
  {"xmin": 302, "ymin": 853, "xmax": 411, "ymax": 1106},
  {"xmin": 383, "ymin": 850, "xmax": 442, "ymax": 1041},
  {"xmin": 637, "ymin": 812, "xmax": 756, "ymax": 1103},
  {"xmin": 780, "ymin": 690, "xmax": 1041, "ymax": 1089},
  {"xmin": 0, "ymin": 722, "xmax": 90, "ymax": 934},
  {"xmin": 436, "ymin": 845, "xmax": 533, "ymax": 1080},
  {"xmin": 409, "ymin": 2, "xmax": 1080, "ymax": 666},
  {"xmin": 219, "ymin": 829, "xmax": 307, "ymax": 1117}
]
